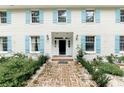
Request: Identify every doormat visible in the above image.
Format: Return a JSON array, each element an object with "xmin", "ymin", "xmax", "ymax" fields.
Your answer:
[{"xmin": 58, "ymin": 61, "xmax": 68, "ymax": 64}]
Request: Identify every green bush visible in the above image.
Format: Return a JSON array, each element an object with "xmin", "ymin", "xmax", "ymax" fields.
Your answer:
[
  {"xmin": 76, "ymin": 46, "xmax": 85, "ymax": 62},
  {"xmin": 106, "ymin": 54, "xmax": 116, "ymax": 64},
  {"xmin": 0, "ymin": 54, "xmax": 48, "ymax": 87},
  {"xmin": 92, "ymin": 70, "xmax": 110, "ymax": 87},
  {"xmin": 80, "ymin": 60, "xmax": 95, "ymax": 74},
  {"xmin": 79, "ymin": 60, "xmax": 110, "ymax": 87},
  {"xmin": 98, "ymin": 63, "xmax": 124, "ymax": 76}
]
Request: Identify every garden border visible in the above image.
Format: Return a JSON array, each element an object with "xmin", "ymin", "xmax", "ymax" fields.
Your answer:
[{"xmin": 26, "ymin": 62, "xmax": 47, "ymax": 86}]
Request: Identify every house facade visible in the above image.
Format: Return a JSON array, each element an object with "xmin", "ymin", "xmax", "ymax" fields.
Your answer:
[{"xmin": 0, "ymin": 5, "xmax": 124, "ymax": 60}]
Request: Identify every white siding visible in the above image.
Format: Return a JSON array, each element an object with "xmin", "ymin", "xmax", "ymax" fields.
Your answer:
[{"xmin": 0, "ymin": 7, "xmax": 124, "ymax": 59}]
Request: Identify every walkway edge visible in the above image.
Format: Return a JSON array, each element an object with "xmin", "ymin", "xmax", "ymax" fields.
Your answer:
[{"xmin": 26, "ymin": 63, "xmax": 47, "ymax": 87}]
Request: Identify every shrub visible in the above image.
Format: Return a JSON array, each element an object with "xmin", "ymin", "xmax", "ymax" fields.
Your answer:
[
  {"xmin": 98, "ymin": 63, "xmax": 124, "ymax": 76},
  {"xmin": 80, "ymin": 60, "xmax": 95, "ymax": 74},
  {"xmin": 76, "ymin": 46, "xmax": 85, "ymax": 62},
  {"xmin": 0, "ymin": 54, "xmax": 48, "ymax": 87},
  {"xmin": 106, "ymin": 54, "xmax": 116, "ymax": 64},
  {"xmin": 92, "ymin": 70, "xmax": 110, "ymax": 87},
  {"xmin": 79, "ymin": 60, "xmax": 110, "ymax": 87}
]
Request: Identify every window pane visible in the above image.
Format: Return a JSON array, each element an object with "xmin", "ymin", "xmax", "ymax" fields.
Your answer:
[
  {"xmin": 120, "ymin": 10, "xmax": 124, "ymax": 22},
  {"xmin": 58, "ymin": 10, "xmax": 67, "ymax": 22},
  {"xmin": 32, "ymin": 11, "xmax": 39, "ymax": 16},
  {"xmin": 31, "ymin": 11, "xmax": 40, "ymax": 23},
  {"xmin": 120, "ymin": 36, "xmax": 124, "ymax": 51},
  {"xmin": 31, "ymin": 36, "xmax": 40, "ymax": 51},
  {"xmin": 86, "ymin": 10, "xmax": 94, "ymax": 22},
  {"xmin": 0, "ymin": 12, "xmax": 7, "ymax": 17},
  {"xmin": 1, "ymin": 18, "xmax": 7, "ymax": 23},
  {"xmin": 86, "ymin": 43, "xmax": 94, "ymax": 51},
  {"xmin": 0, "ymin": 37, "xmax": 7, "ymax": 51},
  {"xmin": 0, "ymin": 12, "xmax": 7, "ymax": 23},
  {"xmin": 58, "ymin": 10, "xmax": 66, "ymax": 17},
  {"xmin": 85, "ymin": 36, "xmax": 95, "ymax": 51},
  {"xmin": 58, "ymin": 17, "xmax": 66, "ymax": 22}
]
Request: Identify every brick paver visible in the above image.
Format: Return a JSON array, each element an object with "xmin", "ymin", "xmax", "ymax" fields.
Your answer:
[{"xmin": 27, "ymin": 61, "xmax": 97, "ymax": 87}]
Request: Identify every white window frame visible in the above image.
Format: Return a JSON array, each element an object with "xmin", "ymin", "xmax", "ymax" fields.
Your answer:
[
  {"xmin": 29, "ymin": 36, "xmax": 40, "ymax": 53},
  {"xmin": 57, "ymin": 9, "xmax": 67, "ymax": 23},
  {"xmin": 30, "ymin": 9, "xmax": 40, "ymax": 24},
  {"xmin": 0, "ymin": 11, "xmax": 7, "ymax": 24},
  {"xmin": 86, "ymin": 10, "xmax": 95, "ymax": 23},
  {"xmin": 0, "ymin": 36, "xmax": 8, "ymax": 53},
  {"xmin": 85, "ymin": 36, "xmax": 96, "ymax": 54}
]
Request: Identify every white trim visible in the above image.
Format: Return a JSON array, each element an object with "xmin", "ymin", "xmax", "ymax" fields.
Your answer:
[{"xmin": 0, "ymin": 51, "xmax": 8, "ymax": 53}]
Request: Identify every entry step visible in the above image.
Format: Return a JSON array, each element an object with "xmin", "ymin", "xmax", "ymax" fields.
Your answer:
[{"xmin": 51, "ymin": 56, "xmax": 73, "ymax": 61}]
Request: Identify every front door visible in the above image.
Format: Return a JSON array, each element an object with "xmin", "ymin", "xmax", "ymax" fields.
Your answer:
[{"xmin": 59, "ymin": 40, "xmax": 66, "ymax": 55}]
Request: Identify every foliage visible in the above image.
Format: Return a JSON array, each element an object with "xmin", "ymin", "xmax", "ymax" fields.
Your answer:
[
  {"xmin": 106, "ymin": 54, "xmax": 116, "ymax": 64},
  {"xmin": 0, "ymin": 54, "xmax": 48, "ymax": 87},
  {"xmin": 76, "ymin": 46, "xmax": 85, "ymax": 62},
  {"xmin": 92, "ymin": 70, "xmax": 110, "ymax": 87},
  {"xmin": 117, "ymin": 56, "xmax": 124, "ymax": 63},
  {"xmin": 98, "ymin": 63, "xmax": 124, "ymax": 76}
]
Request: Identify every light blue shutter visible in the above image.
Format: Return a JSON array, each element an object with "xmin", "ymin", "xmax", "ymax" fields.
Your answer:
[
  {"xmin": 115, "ymin": 8, "xmax": 120, "ymax": 23},
  {"xmin": 96, "ymin": 35, "xmax": 101, "ymax": 54},
  {"xmin": 67, "ymin": 9, "xmax": 71, "ymax": 23},
  {"xmin": 115, "ymin": 35, "xmax": 120, "ymax": 53},
  {"xmin": 95, "ymin": 8, "xmax": 100, "ymax": 23},
  {"xmin": 7, "ymin": 36, "xmax": 12, "ymax": 53},
  {"xmin": 81, "ymin": 10, "xmax": 86, "ymax": 23},
  {"xmin": 26, "ymin": 9, "xmax": 31, "ymax": 24},
  {"xmin": 25, "ymin": 36, "xmax": 30, "ymax": 53},
  {"xmin": 7, "ymin": 10, "xmax": 11, "ymax": 24},
  {"xmin": 53, "ymin": 9, "xmax": 57, "ymax": 23},
  {"xmin": 39, "ymin": 9, "xmax": 44, "ymax": 24},
  {"xmin": 81, "ymin": 35, "xmax": 86, "ymax": 51},
  {"xmin": 39, "ymin": 35, "xmax": 44, "ymax": 54}
]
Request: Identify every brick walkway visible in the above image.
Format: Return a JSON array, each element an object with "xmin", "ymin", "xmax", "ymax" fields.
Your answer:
[{"xmin": 27, "ymin": 61, "xmax": 97, "ymax": 87}]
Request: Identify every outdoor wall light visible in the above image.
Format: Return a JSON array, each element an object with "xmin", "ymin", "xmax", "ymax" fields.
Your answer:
[
  {"xmin": 46, "ymin": 35, "xmax": 49, "ymax": 40},
  {"xmin": 76, "ymin": 35, "xmax": 78, "ymax": 40}
]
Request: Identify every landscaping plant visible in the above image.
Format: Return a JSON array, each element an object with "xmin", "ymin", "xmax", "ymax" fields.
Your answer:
[{"xmin": 0, "ymin": 53, "xmax": 48, "ymax": 87}]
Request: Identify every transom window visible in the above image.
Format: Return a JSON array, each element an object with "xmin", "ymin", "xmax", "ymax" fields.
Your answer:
[
  {"xmin": 31, "ymin": 11, "xmax": 40, "ymax": 23},
  {"xmin": 0, "ymin": 11, "xmax": 7, "ymax": 23},
  {"xmin": 86, "ymin": 10, "xmax": 94, "ymax": 22},
  {"xmin": 58, "ymin": 10, "xmax": 67, "ymax": 22},
  {"xmin": 0, "ymin": 37, "xmax": 8, "ymax": 51},
  {"xmin": 120, "ymin": 10, "xmax": 124, "ymax": 22},
  {"xmin": 85, "ymin": 36, "xmax": 95, "ymax": 51},
  {"xmin": 120, "ymin": 36, "xmax": 124, "ymax": 51},
  {"xmin": 31, "ymin": 36, "xmax": 40, "ymax": 52}
]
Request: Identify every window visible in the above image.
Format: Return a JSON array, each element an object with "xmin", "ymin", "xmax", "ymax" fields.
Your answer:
[
  {"xmin": 120, "ymin": 36, "xmax": 124, "ymax": 51},
  {"xmin": 58, "ymin": 10, "xmax": 67, "ymax": 22},
  {"xmin": 31, "ymin": 36, "xmax": 40, "ymax": 52},
  {"xmin": 85, "ymin": 36, "xmax": 95, "ymax": 51},
  {"xmin": 0, "ymin": 11, "xmax": 7, "ymax": 23},
  {"xmin": 0, "ymin": 37, "xmax": 8, "ymax": 51},
  {"xmin": 86, "ymin": 10, "xmax": 94, "ymax": 22},
  {"xmin": 31, "ymin": 10, "xmax": 40, "ymax": 23},
  {"xmin": 120, "ymin": 10, "xmax": 124, "ymax": 22}
]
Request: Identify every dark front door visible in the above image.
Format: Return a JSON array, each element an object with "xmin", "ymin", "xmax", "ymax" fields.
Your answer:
[{"xmin": 59, "ymin": 40, "xmax": 66, "ymax": 55}]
